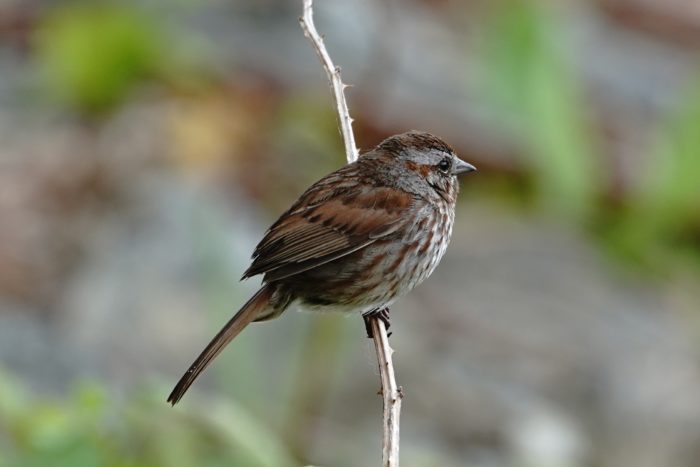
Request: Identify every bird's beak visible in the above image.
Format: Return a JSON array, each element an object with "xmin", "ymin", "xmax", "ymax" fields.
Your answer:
[{"xmin": 452, "ymin": 159, "xmax": 477, "ymax": 175}]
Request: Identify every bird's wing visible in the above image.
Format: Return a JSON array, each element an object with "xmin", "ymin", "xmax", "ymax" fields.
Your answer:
[{"xmin": 242, "ymin": 182, "xmax": 414, "ymax": 282}]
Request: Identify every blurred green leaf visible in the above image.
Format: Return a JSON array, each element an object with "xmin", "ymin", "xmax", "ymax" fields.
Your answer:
[
  {"xmin": 641, "ymin": 81, "xmax": 700, "ymax": 234},
  {"xmin": 605, "ymin": 79, "xmax": 700, "ymax": 270},
  {"xmin": 0, "ymin": 367, "xmax": 296, "ymax": 467},
  {"xmin": 481, "ymin": 0, "xmax": 601, "ymax": 221},
  {"xmin": 34, "ymin": 4, "xmax": 167, "ymax": 115},
  {"xmin": 197, "ymin": 399, "xmax": 297, "ymax": 467}
]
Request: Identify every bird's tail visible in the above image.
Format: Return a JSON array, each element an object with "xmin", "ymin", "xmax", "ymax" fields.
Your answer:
[{"xmin": 167, "ymin": 285, "xmax": 273, "ymax": 405}]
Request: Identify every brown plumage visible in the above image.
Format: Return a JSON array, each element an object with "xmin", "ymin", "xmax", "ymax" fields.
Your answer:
[{"xmin": 167, "ymin": 131, "xmax": 476, "ymax": 405}]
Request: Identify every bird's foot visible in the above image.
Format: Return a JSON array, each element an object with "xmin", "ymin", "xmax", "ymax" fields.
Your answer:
[{"xmin": 363, "ymin": 308, "xmax": 391, "ymax": 339}]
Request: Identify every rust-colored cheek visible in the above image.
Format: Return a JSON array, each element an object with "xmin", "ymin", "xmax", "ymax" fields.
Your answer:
[{"xmin": 404, "ymin": 160, "xmax": 431, "ymax": 178}]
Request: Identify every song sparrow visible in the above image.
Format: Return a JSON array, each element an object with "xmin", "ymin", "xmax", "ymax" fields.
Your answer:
[{"xmin": 168, "ymin": 131, "xmax": 476, "ymax": 404}]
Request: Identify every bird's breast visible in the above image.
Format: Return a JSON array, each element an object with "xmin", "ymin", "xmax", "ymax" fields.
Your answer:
[
  {"xmin": 359, "ymin": 202, "xmax": 455, "ymax": 306},
  {"xmin": 290, "ymin": 201, "xmax": 455, "ymax": 314}
]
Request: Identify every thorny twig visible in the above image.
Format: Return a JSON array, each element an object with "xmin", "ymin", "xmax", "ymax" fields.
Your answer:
[{"xmin": 300, "ymin": 1, "xmax": 402, "ymax": 465}]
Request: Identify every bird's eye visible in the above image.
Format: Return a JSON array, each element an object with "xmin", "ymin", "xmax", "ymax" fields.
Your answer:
[{"xmin": 437, "ymin": 157, "xmax": 451, "ymax": 173}]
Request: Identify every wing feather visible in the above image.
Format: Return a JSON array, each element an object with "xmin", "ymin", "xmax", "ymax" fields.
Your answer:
[{"xmin": 242, "ymin": 182, "xmax": 414, "ymax": 281}]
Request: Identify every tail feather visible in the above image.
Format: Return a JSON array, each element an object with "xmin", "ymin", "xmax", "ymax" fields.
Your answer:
[{"xmin": 167, "ymin": 286, "xmax": 272, "ymax": 405}]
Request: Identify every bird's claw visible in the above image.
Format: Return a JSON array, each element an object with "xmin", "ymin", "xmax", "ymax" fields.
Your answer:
[{"xmin": 363, "ymin": 307, "xmax": 391, "ymax": 339}]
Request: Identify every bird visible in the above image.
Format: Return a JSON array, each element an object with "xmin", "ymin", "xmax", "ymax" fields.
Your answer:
[{"xmin": 167, "ymin": 131, "xmax": 476, "ymax": 405}]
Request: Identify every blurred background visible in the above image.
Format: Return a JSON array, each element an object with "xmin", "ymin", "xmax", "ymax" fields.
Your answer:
[{"xmin": 1, "ymin": 0, "xmax": 700, "ymax": 466}]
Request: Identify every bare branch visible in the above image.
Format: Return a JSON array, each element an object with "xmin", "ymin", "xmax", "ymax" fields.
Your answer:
[
  {"xmin": 299, "ymin": 0, "xmax": 359, "ymax": 163},
  {"xmin": 369, "ymin": 317, "xmax": 402, "ymax": 466},
  {"xmin": 299, "ymin": 1, "xmax": 401, "ymax": 465}
]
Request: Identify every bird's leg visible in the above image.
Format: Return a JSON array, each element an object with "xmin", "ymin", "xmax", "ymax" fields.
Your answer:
[{"xmin": 363, "ymin": 307, "xmax": 392, "ymax": 338}]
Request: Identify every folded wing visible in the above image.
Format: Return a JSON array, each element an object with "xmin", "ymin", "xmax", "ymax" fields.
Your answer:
[{"xmin": 243, "ymin": 182, "xmax": 414, "ymax": 283}]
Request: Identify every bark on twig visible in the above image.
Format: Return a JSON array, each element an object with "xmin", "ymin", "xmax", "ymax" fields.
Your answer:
[
  {"xmin": 299, "ymin": 1, "xmax": 401, "ymax": 465},
  {"xmin": 299, "ymin": 0, "xmax": 359, "ymax": 163},
  {"xmin": 368, "ymin": 316, "xmax": 402, "ymax": 467}
]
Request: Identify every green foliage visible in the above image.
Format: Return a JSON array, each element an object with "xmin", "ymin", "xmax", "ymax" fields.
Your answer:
[
  {"xmin": 606, "ymin": 80, "xmax": 700, "ymax": 270},
  {"xmin": 0, "ymin": 370, "xmax": 296, "ymax": 467},
  {"xmin": 34, "ymin": 4, "xmax": 167, "ymax": 115},
  {"xmin": 480, "ymin": 0, "xmax": 601, "ymax": 222},
  {"xmin": 479, "ymin": 0, "xmax": 699, "ymax": 273},
  {"xmin": 639, "ymin": 82, "xmax": 700, "ymax": 236}
]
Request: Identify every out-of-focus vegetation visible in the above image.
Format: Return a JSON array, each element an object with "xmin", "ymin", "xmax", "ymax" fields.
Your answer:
[
  {"xmin": 1, "ymin": 0, "xmax": 699, "ymax": 465},
  {"xmin": 35, "ymin": 4, "xmax": 168, "ymax": 115},
  {"xmin": 608, "ymin": 83, "xmax": 700, "ymax": 271},
  {"xmin": 482, "ymin": 0, "xmax": 601, "ymax": 222},
  {"xmin": 0, "ymin": 370, "xmax": 296, "ymax": 467},
  {"xmin": 479, "ymin": 0, "xmax": 700, "ymax": 275}
]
